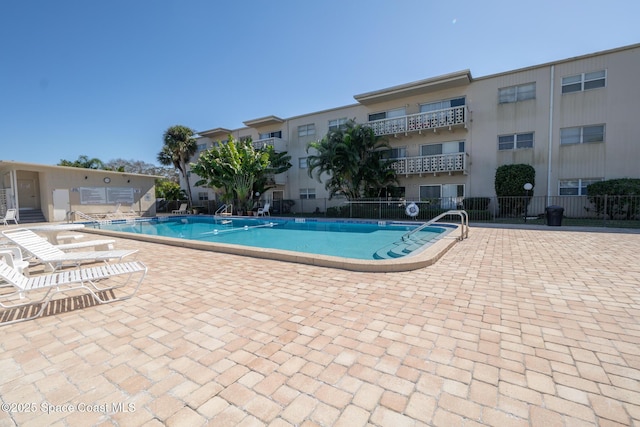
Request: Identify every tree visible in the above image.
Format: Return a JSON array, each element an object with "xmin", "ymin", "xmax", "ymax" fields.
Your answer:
[
  {"xmin": 157, "ymin": 125, "xmax": 198, "ymax": 208},
  {"xmin": 58, "ymin": 155, "xmax": 106, "ymax": 169},
  {"xmin": 191, "ymin": 136, "xmax": 291, "ymax": 213},
  {"xmin": 306, "ymin": 120, "xmax": 398, "ymax": 199},
  {"xmin": 253, "ymin": 145, "xmax": 292, "ymax": 198},
  {"xmin": 105, "ymin": 158, "xmax": 178, "ymax": 181},
  {"xmin": 494, "ymin": 164, "xmax": 536, "ymax": 216},
  {"xmin": 156, "ymin": 180, "xmax": 186, "ymax": 200}
]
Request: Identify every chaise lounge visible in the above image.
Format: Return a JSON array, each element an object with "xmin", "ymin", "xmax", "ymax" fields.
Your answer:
[
  {"xmin": 2, "ymin": 228, "xmax": 138, "ymax": 271},
  {"xmin": 1, "ymin": 209, "xmax": 18, "ymax": 226},
  {"xmin": 172, "ymin": 203, "xmax": 189, "ymax": 214},
  {"xmin": 0, "ymin": 257, "xmax": 147, "ymax": 325}
]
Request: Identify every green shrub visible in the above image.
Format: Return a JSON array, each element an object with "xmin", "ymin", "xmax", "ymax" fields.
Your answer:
[
  {"xmin": 494, "ymin": 164, "xmax": 535, "ymax": 216},
  {"xmin": 462, "ymin": 197, "xmax": 490, "ymax": 211},
  {"xmin": 587, "ymin": 179, "xmax": 640, "ymax": 219}
]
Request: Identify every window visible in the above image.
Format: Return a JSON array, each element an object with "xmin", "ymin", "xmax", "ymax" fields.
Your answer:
[
  {"xmin": 368, "ymin": 107, "xmax": 406, "ymax": 122},
  {"xmin": 300, "ymin": 188, "xmax": 316, "ymax": 199},
  {"xmin": 196, "ymin": 143, "xmax": 208, "ymax": 152},
  {"xmin": 298, "ymin": 124, "xmax": 315, "ymax": 137},
  {"xmin": 382, "ymin": 147, "xmax": 406, "ymax": 159},
  {"xmin": 328, "ymin": 118, "xmax": 348, "ymax": 131},
  {"xmin": 259, "ymin": 130, "xmax": 282, "ymax": 139},
  {"xmin": 299, "ymin": 157, "xmax": 308, "ymax": 169},
  {"xmin": 499, "ymin": 83, "xmax": 536, "ymax": 103},
  {"xmin": 498, "ymin": 132, "xmax": 534, "ymax": 150},
  {"xmin": 559, "ymin": 178, "xmax": 602, "ymax": 196},
  {"xmin": 198, "ymin": 192, "xmax": 209, "ymax": 201},
  {"xmin": 420, "ymin": 97, "xmax": 465, "ymax": 113},
  {"xmin": 560, "ymin": 125, "xmax": 605, "ymax": 145},
  {"xmin": 420, "ymin": 184, "xmax": 464, "ymax": 208},
  {"xmin": 421, "ymin": 141, "xmax": 465, "ymax": 156},
  {"xmin": 562, "ymin": 70, "xmax": 606, "ymax": 93}
]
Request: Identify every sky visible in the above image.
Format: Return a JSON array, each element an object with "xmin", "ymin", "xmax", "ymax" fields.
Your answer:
[{"xmin": 1, "ymin": 0, "xmax": 639, "ymax": 167}]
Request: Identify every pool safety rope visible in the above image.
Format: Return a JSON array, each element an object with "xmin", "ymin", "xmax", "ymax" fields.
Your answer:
[{"xmin": 200, "ymin": 222, "xmax": 277, "ymax": 236}]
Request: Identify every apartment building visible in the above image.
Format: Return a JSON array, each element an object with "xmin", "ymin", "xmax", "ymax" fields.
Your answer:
[{"xmin": 189, "ymin": 43, "xmax": 640, "ymax": 212}]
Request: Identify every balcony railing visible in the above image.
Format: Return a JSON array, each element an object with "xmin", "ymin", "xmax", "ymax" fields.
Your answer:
[
  {"xmin": 264, "ymin": 172, "xmax": 286, "ymax": 186},
  {"xmin": 365, "ymin": 105, "xmax": 468, "ymax": 137},
  {"xmin": 391, "ymin": 152, "xmax": 467, "ymax": 175},
  {"xmin": 252, "ymin": 137, "xmax": 287, "ymax": 152}
]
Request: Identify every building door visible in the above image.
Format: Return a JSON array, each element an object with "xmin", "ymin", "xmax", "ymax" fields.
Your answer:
[
  {"xmin": 53, "ymin": 189, "xmax": 70, "ymax": 221},
  {"xmin": 17, "ymin": 178, "xmax": 39, "ymax": 209},
  {"xmin": 272, "ymin": 190, "xmax": 284, "ymax": 214}
]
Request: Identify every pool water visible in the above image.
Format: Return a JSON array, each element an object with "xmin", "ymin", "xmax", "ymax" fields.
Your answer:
[{"xmin": 95, "ymin": 217, "xmax": 451, "ymax": 260}]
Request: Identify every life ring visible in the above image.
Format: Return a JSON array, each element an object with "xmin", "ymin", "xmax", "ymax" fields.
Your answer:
[{"xmin": 405, "ymin": 202, "xmax": 419, "ymax": 217}]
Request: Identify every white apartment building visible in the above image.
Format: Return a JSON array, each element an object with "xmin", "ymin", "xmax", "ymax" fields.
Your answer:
[{"xmin": 189, "ymin": 43, "xmax": 640, "ymax": 212}]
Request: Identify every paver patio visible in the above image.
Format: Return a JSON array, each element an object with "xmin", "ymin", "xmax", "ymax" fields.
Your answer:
[{"xmin": 1, "ymin": 225, "xmax": 639, "ymax": 426}]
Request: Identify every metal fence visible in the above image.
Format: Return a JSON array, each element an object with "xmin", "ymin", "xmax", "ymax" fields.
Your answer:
[{"xmin": 158, "ymin": 195, "xmax": 640, "ymax": 229}]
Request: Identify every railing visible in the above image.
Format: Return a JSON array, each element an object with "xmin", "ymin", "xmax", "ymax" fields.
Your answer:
[
  {"xmin": 365, "ymin": 105, "xmax": 468, "ymax": 137},
  {"xmin": 391, "ymin": 153, "xmax": 467, "ymax": 175},
  {"xmin": 156, "ymin": 196, "xmax": 640, "ymax": 228},
  {"xmin": 214, "ymin": 204, "xmax": 233, "ymax": 216},
  {"xmin": 252, "ymin": 137, "xmax": 287, "ymax": 152},
  {"xmin": 402, "ymin": 210, "xmax": 469, "ymax": 242},
  {"xmin": 259, "ymin": 196, "xmax": 640, "ymax": 228}
]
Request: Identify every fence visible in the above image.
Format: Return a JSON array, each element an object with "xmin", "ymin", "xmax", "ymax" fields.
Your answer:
[{"xmin": 157, "ymin": 195, "xmax": 640, "ymax": 229}]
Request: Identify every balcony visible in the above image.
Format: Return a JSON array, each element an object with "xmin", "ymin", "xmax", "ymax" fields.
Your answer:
[
  {"xmin": 391, "ymin": 152, "xmax": 468, "ymax": 176},
  {"xmin": 365, "ymin": 105, "xmax": 468, "ymax": 137},
  {"xmin": 252, "ymin": 137, "xmax": 287, "ymax": 152},
  {"xmin": 264, "ymin": 172, "xmax": 287, "ymax": 186}
]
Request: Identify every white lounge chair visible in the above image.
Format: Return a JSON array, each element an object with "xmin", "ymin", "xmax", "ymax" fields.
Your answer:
[
  {"xmin": 2, "ymin": 228, "xmax": 137, "ymax": 271},
  {"xmin": 257, "ymin": 202, "xmax": 270, "ymax": 216},
  {"xmin": 106, "ymin": 204, "xmax": 138, "ymax": 220},
  {"xmin": 0, "ymin": 258, "xmax": 147, "ymax": 325},
  {"xmin": 172, "ymin": 203, "xmax": 189, "ymax": 214},
  {"xmin": 1, "ymin": 209, "xmax": 18, "ymax": 226},
  {"xmin": 0, "ymin": 247, "xmax": 29, "ymax": 276}
]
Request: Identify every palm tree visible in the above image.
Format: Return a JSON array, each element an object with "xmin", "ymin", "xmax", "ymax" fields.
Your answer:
[
  {"xmin": 157, "ymin": 125, "xmax": 198, "ymax": 208},
  {"xmin": 307, "ymin": 120, "xmax": 398, "ymax": 199}
]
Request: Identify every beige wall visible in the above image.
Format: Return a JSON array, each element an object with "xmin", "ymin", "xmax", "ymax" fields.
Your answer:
[
  {"xmin": 0, "ymin": 163, "xmax": 158, "ymax": 222},
  {"xmin": 191, "ymin": 44, "xmax": 640, "ymax": 203}
]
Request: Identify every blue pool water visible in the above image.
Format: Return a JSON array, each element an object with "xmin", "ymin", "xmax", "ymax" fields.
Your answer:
[{"xmin": 94, "ymin": 216, "xmax": 451, "ymax": 260}]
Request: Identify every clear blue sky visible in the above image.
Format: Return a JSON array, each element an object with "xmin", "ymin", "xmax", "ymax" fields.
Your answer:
[{"xmin": 1, "ymin": 0, "xmax": 638, "ymax": 167}]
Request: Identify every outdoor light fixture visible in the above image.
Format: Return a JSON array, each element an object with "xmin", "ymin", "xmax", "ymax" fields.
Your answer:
[{"xmin": 524, "ymin": 183, "xmax": 533, "ymax": 222}]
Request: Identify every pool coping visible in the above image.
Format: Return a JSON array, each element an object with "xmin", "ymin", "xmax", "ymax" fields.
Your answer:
[{"xmin": 81, "ymin": 218, "xmax": 464, "ymax": 272}]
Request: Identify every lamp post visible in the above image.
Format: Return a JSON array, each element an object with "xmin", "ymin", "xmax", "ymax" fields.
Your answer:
[{"xmin": 523, "ymin": 183, "xmax": 533, "ymax": 222}]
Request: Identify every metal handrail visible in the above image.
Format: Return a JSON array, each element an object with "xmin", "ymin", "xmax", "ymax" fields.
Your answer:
[
  {"xmin": 214, "ymin": 204, "xmax": 233, "ymax": 216},
  {"xmin": 402, "ymin": 210, "xmax": 469, "ymax": 242}
]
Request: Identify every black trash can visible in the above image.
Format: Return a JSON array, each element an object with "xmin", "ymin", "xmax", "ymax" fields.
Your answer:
[{"xmin": 545, "ymin": 205, "xmax": 564, "ymax": 226}]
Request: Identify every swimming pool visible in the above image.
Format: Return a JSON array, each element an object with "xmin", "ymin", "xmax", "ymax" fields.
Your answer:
[{"xmin": 85, "ymin": 216, "xmax": 464, "ymax": 272}]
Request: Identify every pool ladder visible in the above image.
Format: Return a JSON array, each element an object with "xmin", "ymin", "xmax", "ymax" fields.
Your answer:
[
  {"xmin": 214, "ymin": 204, "xmax": 233, "ymax": 216},
  {"xmin": 402, "ymin": 210, "xmax": 469, "ymax": 242}
]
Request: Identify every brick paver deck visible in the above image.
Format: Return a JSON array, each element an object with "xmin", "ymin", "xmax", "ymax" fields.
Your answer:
[{"xmin": 1, "ymin": 226, "xmax": 639, "ymax": 426}]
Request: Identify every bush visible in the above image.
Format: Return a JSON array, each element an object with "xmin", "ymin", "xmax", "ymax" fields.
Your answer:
[
  {"xmin": 494, "ymin": 164, "xmax": 535, "ymax": 216},
  {"xmin": 462, "ymin": 197, "xmax": 490, "ymax": 211},
  {"xmin": 465, "ymin": 210, "xmax": 493, "ymax": 221},
  {"xmin": 587, "ymin": 179, "xmax": 640, "ymax": 219}
]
